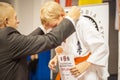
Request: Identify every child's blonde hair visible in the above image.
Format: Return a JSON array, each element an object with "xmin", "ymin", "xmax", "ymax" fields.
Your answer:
[
  {"xmin": 40, "ymin": 1, "xmax": 65, "ymax": 25},
  {"xmin": 0, "ymin": 2, "xmax": 15, "ymax": 27}
]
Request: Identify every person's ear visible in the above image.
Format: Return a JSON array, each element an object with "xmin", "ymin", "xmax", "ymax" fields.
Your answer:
[
  {"xmin": 60, "ymin": 12, "xmax": 65, "ymax": 17},
  {"xmin": 4, "ymin": 18, "xmax": 8, "ymax": 27}
]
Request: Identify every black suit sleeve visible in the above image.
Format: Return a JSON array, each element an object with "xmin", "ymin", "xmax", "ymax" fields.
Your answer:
[
  {"xmin": 28, "ymin": 27, "xmax": 44, "ymax": 36},
  {"xmin": 8, "ymin": 18, "xmax": 75, "ymax": 59}
]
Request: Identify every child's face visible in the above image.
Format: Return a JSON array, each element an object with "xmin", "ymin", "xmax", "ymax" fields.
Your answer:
[{"xmin": 45, "ymin": 16, "xmax": 64, "ymax": 30}]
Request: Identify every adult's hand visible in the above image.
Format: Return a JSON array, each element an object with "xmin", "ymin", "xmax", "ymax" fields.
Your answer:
[{"xmin": 67, "ymin": 6, "xmax": 80, "ymax": 22}]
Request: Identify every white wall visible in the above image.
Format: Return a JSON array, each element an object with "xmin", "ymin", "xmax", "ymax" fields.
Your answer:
[
  {"xmin": 15, "ymin": 0, "xmax": 53, "ymax": 35},
  {"xmin": 15, "ymin": 0, "xmax": 34, "ymax": 35}
]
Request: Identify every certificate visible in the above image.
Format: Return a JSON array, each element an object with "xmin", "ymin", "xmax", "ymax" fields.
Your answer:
[{"xmin": 58, "ymin": 54, "xmax": 77, "ymax": 80}]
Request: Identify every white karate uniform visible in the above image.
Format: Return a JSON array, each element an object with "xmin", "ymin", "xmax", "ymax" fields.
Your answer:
[{"xmin": 61, "ymin": 16, "xmax": 109, "ymax": 80}]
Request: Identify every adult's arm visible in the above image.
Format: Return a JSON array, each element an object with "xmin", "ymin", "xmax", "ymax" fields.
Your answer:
[
  {"xmin": 9, "ymin": 18, "xmax": 75, "ymax": 59},
  {"xmin": 28, "ymin": 23, "xmax": 49, "ymax": 36},
  {"xmin": 28, "ymin": 27, "xmax": 44, "ymax": 36}
]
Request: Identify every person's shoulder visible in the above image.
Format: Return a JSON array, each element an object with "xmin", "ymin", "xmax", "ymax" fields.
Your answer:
[
  {"xmin": 0, "ymin": 27, "xmax": 18, "ymax": 36},
  {"xmin": 76, "ymin": 15, "xmax": 95, "ymax": 32},
  {"xmin": 77, "ymin": 16, "xmax": 91, "ymax": 24},
  {"xmin": 1, "ymin": 27, "xmax": 21, "ymax": 40},
  {"xmin": 0, "ymin": 27, "xmax": 20, "ymax": 43},
  {"xmin": 76, "ymin": 16, "xmax": 89, "ymax": 28},
  {"xmin": 78, "ymin": 15, "xmax": 95, "ymax": 26},
  {"xmin": 5, "ymin": 27, "xmax": 20, "ymax": 35}
]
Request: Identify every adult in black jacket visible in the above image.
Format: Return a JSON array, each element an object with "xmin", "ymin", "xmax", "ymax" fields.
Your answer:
[{"xmin": 0, "ymin": 2, "xmax": 80, "ymax": 80}]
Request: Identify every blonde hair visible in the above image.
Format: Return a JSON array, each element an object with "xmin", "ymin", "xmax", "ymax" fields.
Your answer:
[
  {"xmin": 40, "ymin": 1, "xmax": 65, "ymax": 25},
  {"xmin": 0, "ymin": 2, "xmax": 15, "ymax": 27}
]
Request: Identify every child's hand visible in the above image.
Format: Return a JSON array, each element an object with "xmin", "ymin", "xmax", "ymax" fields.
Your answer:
[
  {"xmin": 30, "ymin": 54, "xmax": 38, "ymax": 60},
  {"xmin": 48, "ymin": 56, "xmax": 58, "ymax": 71},
  {"xmin": 70, "ymin": 61, "xmax": 91, "ymax": 77}
]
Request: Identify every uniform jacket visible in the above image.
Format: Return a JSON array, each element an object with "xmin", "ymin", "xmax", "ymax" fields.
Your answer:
[{"xmin": 61, "ymin": 16, "xmax": 109, "ymax": 79}]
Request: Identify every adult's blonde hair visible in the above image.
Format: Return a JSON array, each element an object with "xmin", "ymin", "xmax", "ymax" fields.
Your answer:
[
  {"xmin": 0, "ymin": 2, "xmax": 15, "ymax": 27},
  {"xmin": 40, "ymin": 1, "xmax": 65, "ymax": 25}
]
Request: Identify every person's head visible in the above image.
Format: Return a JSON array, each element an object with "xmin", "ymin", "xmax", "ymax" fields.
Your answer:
[
  {"xmin": 40, "ymin": 1, "xmax": 65, "ymax": 30},
  {"xmin": 0, "ymin": 2, "xmax": 19, "ymax": 29}
]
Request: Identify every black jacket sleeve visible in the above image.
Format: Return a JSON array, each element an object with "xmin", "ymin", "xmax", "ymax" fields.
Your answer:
[
  {"xmin": 28, "ymin": 27, "xmax": 44, "ymax": 36},
  {"xmin": 8, "ymin": 18, "xmax": 75, "ymax": 59}
]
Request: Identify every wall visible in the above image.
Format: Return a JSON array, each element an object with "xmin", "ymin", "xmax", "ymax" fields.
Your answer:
[
  {"xmin": 15, "ymin": 0, "xmax": 34, "ymax": 35},
  {"xmin": 15, "ymin": 0, "xmax": 53, "ymax": 35}
]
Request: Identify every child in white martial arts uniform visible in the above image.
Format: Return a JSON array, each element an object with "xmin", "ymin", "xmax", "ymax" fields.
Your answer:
[{"xmin": 40, "ymin": 1, "xmax": 109, "ymax": 80}]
